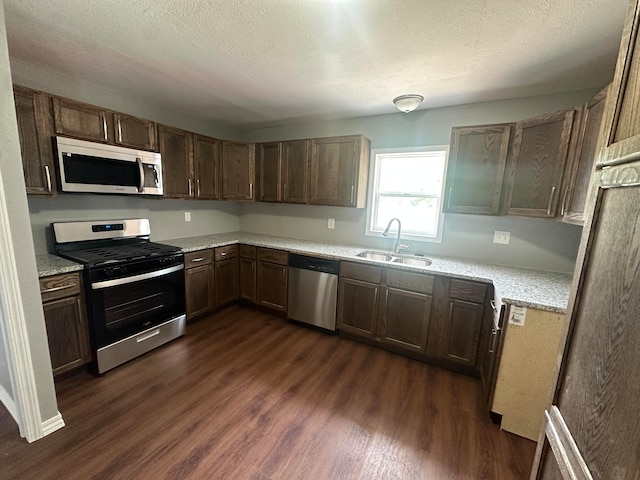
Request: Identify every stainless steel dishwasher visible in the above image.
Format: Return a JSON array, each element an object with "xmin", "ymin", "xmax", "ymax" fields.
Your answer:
[{"xmin": 288, "ymin": 254, "xmax": 340, "ymax": 331}]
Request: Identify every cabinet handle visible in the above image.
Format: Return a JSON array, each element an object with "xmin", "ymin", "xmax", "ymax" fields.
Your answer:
[
  {"xmin": 117, "ymin": 118, "xmax": 122, "ymax": 143},
  {"xmin": 546, "ymin": 186, "xmax": 557, "ymax": 216},
  {"xmin": 561, "ymin": 186, "xmax": 570, "ymax": 216},
  {"xmin": 188, "ymin": 178, "xmax": 193, "ymax": 197},
  {"xmin": 41, "ymin": 282, "xmax": 77, "ymax": 294},
  {"xmin": 190, "ymin": 257, "xmax": 205, "ymax": 263},
  {"xmin": 219, "ymin": 252, "xmax": 228, "ymax": 257},
  {"xmin": 250, "ymin": 182, "xmax": 254, "ymax": 198},
  {"xmin": 283, "ymin": 183, "xmax": 287, "ymax": 200},
  {"xmin": 490, "ymin": 300, "xmax": 497, "ymax": 311},
  {"xmin": 102, "ymin": 115, "xmax": 108, "ymax": 141},
  {"xmin": 350, "ymin": 185, "xmax": 355, "ymax": 204},
  {"xmin": 448, "ymin": 187, "xmax": 453, "ymax": 210},
  {"xmin": 197, "ymin": 179, "xmax": 201, "ymax": 197},
  {"xmin": 44, "ymin": 165, "xmax": 52, "ymax": 192}
]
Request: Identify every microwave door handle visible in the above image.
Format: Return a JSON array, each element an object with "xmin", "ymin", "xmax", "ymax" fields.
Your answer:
[{"xmin": 136, "ymin": 157, "xmax": 144, "ymax": 193}]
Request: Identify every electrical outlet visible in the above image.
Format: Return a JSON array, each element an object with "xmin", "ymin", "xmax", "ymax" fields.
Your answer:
[
  {"xmin": 493, "ymin": 230, "xmax": 510, "ymax": 244},
  {"xmin": 185, "ymin": 212, "xmax": 191, "ymax": 222},
  {"xmin": 328, "ymin": 218, "xmax": 335, "ymax": 229}
]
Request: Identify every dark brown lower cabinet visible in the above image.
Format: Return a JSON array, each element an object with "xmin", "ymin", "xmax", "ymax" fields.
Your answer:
[
  {"xmin": 379, "ymin": 287, "xmax": 431, "ymax": 354},
  {"xmin": 256, "ymin": 248, "xmax": 288, "ymax": 312},
  {"xmin": 239, "ymin": 245, "xmax": 257, "ymax": 303},
  {"xmin": 338, "ymin": 277, "xmax": 380, "ymax": 338},
  {"xmin": 184, "ymin": 250, "xmax": 214, "ymax": 320},
  {"xmin": 40, "ymin": 273, "xmax": 91, "ymax": 376},
  {"xmin": 215, "ymin": 258, "xmax": 239, "ymax": 308}
]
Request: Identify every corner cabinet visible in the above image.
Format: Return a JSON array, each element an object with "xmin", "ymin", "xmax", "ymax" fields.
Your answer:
[
  {"xmin": 256, "ymin": 140, "xmax": 311, "ymax": 204},
  {"xmin": 222, "ymin": 142, "xmax": 255, "ymax": 200},
  {"xmin": 214, "ymin": 245, "xmax": 239, "ymax": 307},
  {"xmin": 13, "ymin": 86, "xmax": 56, "ymax": 195},
  {"xmin": 39, "ymin": 273, "xmax": 91, "ymax": 376},
  {"xmin": 445, "ymin": 124, "xmax": 512, "ymax": 214},
  {"xmin": 310, "ymin": 135, "xmax": 370, "ymax": 208},
  {"xmin": 502, "ymin": 109, "xmax": 575, "ymax": 218},
  {"xmin": 238, "ymin": 245, "xmax": 257, "ymax": 303},
  {"xmin": 256, "ymin": 248, "xmax": 288, "ymax": 312}
]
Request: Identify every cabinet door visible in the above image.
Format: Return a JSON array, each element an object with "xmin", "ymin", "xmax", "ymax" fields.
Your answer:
[
  {"xmin": 113, "ymin": 113, "xmax": 157, "ymax": 151},
  {"xmin": 239, "ymin": 257, "xmax": 257, "ymax": 303},
  {"xmin": 502, "ymin": 109, "xmax": 575, "ymax": 218},
  {"xmin": 379, "ymin": 287, "xmax": 432, "ymax": 354},
  {"xmin": 185, "ymin": 264, "xmax": 214, "ymax": 319},
  {"xmin": 222, "ymin": 141, "xmax": 255, "ymax": 200},
  {"xmin": 42, "ymin": 295, "xmax": 90, "ymax": 376},
  {"xmin": 597, "ymin": 2, "xmax": 640, "ymax": 166},
  {"xmin": 159, "ymin": 125, "xmax": 193, "ymax": 198},
  {"xmin": 282, "ymin": 139, "xmax": 310, "ymax": 204},
  {"xmin": 51, "ymin": 96, "xmax": 111, "ymax": 143},
  {"xmin": 257, "ymin": 261, "xmax": 288, "ymax": 312},
  {"xmin": 445, "ymin": 124, "xmax": 511, "ymax": 214},
  {"xmin": 193, "ymin": 134, "xmax": 220, "ymax": 200},
  {"xmin": 441, "ymin": 299, "xmax": 484, "ymax": 367},
  {"xmin": 337, "ymin": 277, "xmax": 379, "ymax": 338},
  {"xmin": 215, "ymin": 258, "xmax": 239, "ymax": 307},
  {"xmin": 257, "ymin": 142, "xmax": 282, "ymax": 202},
  {"xmin": 561, "ymin": 89, "xmax": 607, "ymax": 224},
  {"xmin": 310, "ymin": 135, "xmax": 368, "ymax": 207},
  {"xmin": 13, "ymin": 86, "xmax": 56, "ymax": 195}
]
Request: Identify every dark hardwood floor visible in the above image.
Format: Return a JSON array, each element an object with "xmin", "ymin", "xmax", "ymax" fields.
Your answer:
[{"xmin": 0, "ymin": 305, "xmax": 535, "ymax": 479}]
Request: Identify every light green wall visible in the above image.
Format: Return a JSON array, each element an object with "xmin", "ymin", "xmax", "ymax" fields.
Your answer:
[{"xmin": 239, "ymin": 90, "xmax": 599, "ymax": 273}]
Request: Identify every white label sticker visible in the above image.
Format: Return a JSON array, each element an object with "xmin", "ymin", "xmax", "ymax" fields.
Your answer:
[{"xmin": 509, "ymin": 306, "xmax": 527, "ymax": 326}]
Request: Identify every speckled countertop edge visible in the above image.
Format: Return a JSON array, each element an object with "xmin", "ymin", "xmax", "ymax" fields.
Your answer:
[
  {"xmin": 163, "ymin": 232, "xmax": 572, "ymax": 314},
  {"xmin": 36, "ymin": 254, "xmax": 84, "ymax": 277},
  {"xmin": 35, "ymin": 233, "xmax": 572, "ymax": 314}
]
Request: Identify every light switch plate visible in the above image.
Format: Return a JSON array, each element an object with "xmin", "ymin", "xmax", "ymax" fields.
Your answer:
[
  {"xmin": 493, "ymin": 230, "xmax": 510, "ymax": 244},
  {"xmin": 185, "ymin": 212, "xmax": 191, "ymax": 222},
  {"xmin": 328, "ymin": 218, "xmax": 335, "ymax": 229}
]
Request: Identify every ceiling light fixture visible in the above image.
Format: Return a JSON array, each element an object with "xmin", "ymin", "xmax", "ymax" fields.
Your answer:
[{"xmin": 393, "ymin": 94, "xmax": 424, "ymax": 113}]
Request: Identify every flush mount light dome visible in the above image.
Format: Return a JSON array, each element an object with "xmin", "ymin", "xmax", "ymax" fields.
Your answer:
[{"xmin": 393, "ymin": 94, "xmax": 424, "ymax": 113}]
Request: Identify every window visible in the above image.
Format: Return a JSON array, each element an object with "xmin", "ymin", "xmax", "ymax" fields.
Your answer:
[{"xmin": 366, "ymin": 146, "xmax": 448, "ymax": 242}]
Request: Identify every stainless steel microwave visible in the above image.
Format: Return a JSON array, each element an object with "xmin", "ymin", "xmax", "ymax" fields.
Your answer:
[{"xmin": 55, "ymin": 136, "xmax": 163, "ymax": 196}]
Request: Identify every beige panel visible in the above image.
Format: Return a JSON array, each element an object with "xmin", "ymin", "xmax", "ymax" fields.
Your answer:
[{"xmin": 492, "ymin": 306, "xmax": 566, "ymax": 441}]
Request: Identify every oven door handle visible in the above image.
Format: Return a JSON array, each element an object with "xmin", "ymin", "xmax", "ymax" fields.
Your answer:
[{"xmin": 91, "ymin": 264, "xmax": 184, "ymax": 290}]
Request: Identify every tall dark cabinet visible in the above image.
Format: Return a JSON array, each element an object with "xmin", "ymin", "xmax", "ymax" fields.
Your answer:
[{"xmin": 533, "ymin": 1, "xmax": 640, "ymax": 478}]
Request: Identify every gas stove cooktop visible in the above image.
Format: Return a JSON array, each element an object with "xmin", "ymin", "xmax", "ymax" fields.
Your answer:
[{"xmin": 58, "ymin": 240, "xmax": 181, "ymax": 267}]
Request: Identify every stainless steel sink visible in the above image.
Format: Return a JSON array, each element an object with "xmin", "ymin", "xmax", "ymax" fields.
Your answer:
[
  {"xmin": 356, "ymin": 251, "xmax": 394, "ymax": 261},
  {"xmin": 391, "ymin": 256, "xmax": 432, "ymax": 267}
]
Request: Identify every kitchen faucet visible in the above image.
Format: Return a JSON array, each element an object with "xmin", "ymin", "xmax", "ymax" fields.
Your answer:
[{"xmin": 382, "ymin": 218, "xmax": 409, "ymax": 254}]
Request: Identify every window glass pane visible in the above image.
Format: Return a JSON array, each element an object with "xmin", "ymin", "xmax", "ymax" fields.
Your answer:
[
  {"xmin": 374, "ymin": 195, "xmax": 440, "ymax": 236},
  {"xmin": 378, "ymin": 154, "xmax": 445, "ymax": 195}
]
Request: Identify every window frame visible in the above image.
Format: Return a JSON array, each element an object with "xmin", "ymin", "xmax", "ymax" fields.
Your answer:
[{"xmin": 365, "ymin": 145, "xmax": 449, "ymax": 243}]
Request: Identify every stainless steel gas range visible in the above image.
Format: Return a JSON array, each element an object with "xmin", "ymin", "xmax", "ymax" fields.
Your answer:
[{"xmin": 53, "ymin": 219, "xmax": 186, "ymax": 374}]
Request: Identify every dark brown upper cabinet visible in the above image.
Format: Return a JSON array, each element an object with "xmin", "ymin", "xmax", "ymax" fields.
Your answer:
[
  {"xmin": 444, "ymin": 124, "xmax": 512, "ymax": 215},
  {"xmin": 51, "ymin": 95, "xmax": 158, "ymax": 152},
  {"xmin": 257, "ymin": 142, "xmax": 282, "ymax": 202},
  {"xmin": 113, "ymin": 113, "xmax": 157, "ymax": 151},
  {"xmin": 310, "ymin": 135, "xmax": 370, "ymax": 208},
  {"xmin": 13, "ymin": 86, "xmax": 56, "ymax": 195},
  {"xmin": 560, "ymin": 87, "xmax": 608, "ymax": 225},
  {"xmin": 222, "ymin": 141, "xmax": 255, "ymax": 201},
  {"xmin": 158, "ymin": 125, "xmax": 192, "ymax": 199},
  {"xmin": 51, "ymin": 96, "xmax": 112, "ymax": 144},
  {"xmin": 282, "ymin": 139, "xmax": 310, "ymax": 204},
  {"xmin": 502, "ymin": 108, "xmax": 575, "ymax": 218},
  {"xmin": 193, "ymin": 134, "xmax": 220, "ymax": 200}
]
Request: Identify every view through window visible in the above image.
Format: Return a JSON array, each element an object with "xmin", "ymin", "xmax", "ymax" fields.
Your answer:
[{"xmin": 367, "ymin": 147, "xmax": 448, "ymax": 242}]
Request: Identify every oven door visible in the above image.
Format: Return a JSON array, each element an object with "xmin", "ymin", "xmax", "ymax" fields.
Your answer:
[{"xmin": 88, "ymin": 263, "xmax": 185, "ymax": 349}]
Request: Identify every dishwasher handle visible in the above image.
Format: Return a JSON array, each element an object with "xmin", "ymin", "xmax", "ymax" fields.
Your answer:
[{"xmin": 288, "ymin": 254, "xmax": 340, "ymax": 275}]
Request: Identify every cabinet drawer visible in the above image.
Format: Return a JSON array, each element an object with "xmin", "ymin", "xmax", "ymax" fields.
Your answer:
[
  {"xmin": 239, "ymin": 244, "xmax": 256, "ymax": 259},
  {"xmin": 184, "ymin": 249, "xmax": 213, "ymax": 269},
  {"xmin": 39, "ymin": 272, "xmax": 82, "ymax": 302},
  {"xmin": 340, "ymin": 262, "xmax": 382, "ymax": 284},
  {"xmin": 257, "ymin": 248, "xmax": 288, "ymax": 265},
  {"xmin": 215, "ymin": 244, "xmax": 238, "ymax": 261},
  {"xmin": 385, "ymin": 269, "xmax": 434, "ymax": 294},
  {"xmin": 450, "ymin": 279, "xmax": 488, "ymax": 303}
]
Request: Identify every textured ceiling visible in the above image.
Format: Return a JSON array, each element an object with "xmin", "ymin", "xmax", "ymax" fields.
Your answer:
[{"xmin": 3, "ymin": 0, "xmax": 630, "ymax": 129}]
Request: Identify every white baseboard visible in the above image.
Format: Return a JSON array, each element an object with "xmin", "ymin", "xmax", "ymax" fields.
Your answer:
[
  {"xmin": 0, "ymin": 384, "xmax": 19, "ymax": 424},
  {"xmin": 40, "ymin": 411, "xmax": 65, "ymax": 439}
]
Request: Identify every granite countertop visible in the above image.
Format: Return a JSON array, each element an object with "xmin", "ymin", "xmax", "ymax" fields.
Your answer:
[
  {"xmin": 163, "ymin": 232, "xmax": 572, "ymax": 314},
  {"xmin": 35, "ymin": 232, "xmax": 572, "ymax": 313},
  {"xmin": 36, "ymin": 254, "xmax": 84, "ymax": 277}
]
